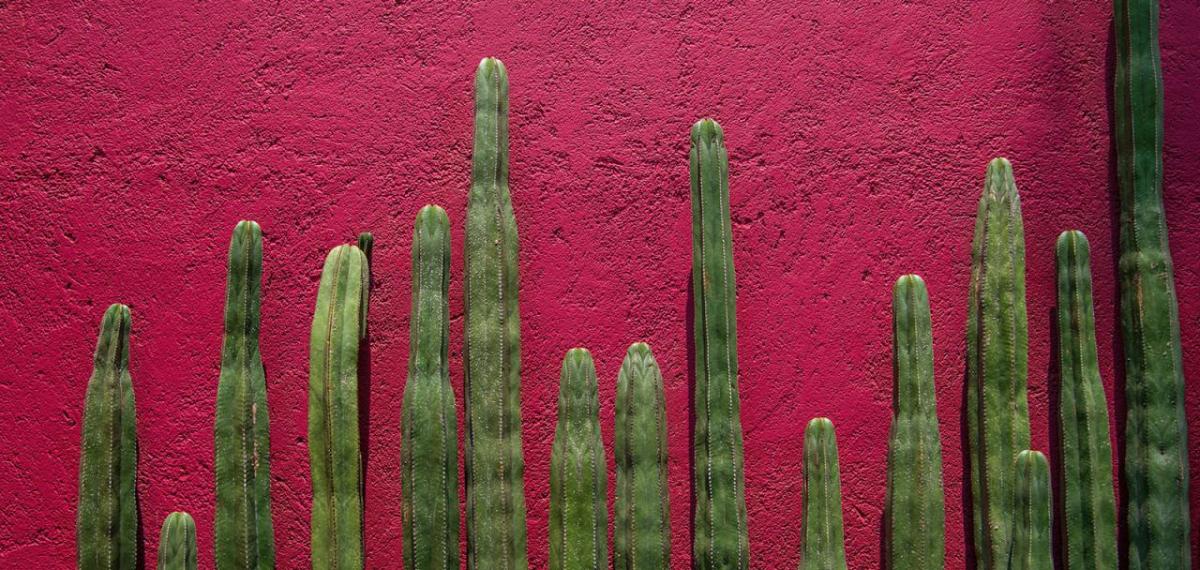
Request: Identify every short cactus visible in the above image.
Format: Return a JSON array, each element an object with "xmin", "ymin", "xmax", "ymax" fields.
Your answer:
[
  {"xmin": 614, "ymin": 343, "xmax": 670, "ymax": 570},
  {"xmin": 1055, "ymin": 231, "xmax": 1117, "ymax": 570},
  {"xmin": 157, "ymin": 512, "xmax": 198, "ymax": 570},
  {"xmin": 690, "ymin": 118, "xmax": 749, "ymax": 570},
  {"xmin": 77, "ymin": 303, "xmax": 138, "ymax": 570},
  {"xmin": 885, "ymin": 275, "xmax": 945, "ymax": 569},
  {"xmin": 549, "ymin": 348, "xmax": 608, "ymax": 570},
  {"xmin": 1009, "ymin": 451, "xmax": 1053, "ymax": 570},
  {"xmin": 798, "ymin": 418, "xmax": 846, "ymax": 570},
  {"xmin": 401, "ymin": 206, "xmax": 459, "ymax": 570}
]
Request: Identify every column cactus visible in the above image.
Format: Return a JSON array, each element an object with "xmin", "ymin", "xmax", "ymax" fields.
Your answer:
[
  {"xmin": 690, "ymin": 118, "xmax": 749, "ymax": 570},
  {"xmin": 464, "ymin": 56, "xmax": 528, "ymax": 570},
  {"xmin": 1009, "ymin": 451, "xmax": 1052, "ymax": 570},
  {"xmin": 157, "ymin": 512, "xmax": 198, "ymax": 570},
  {"xmin": 401, "ymin": 206, "xmax": 459, "ymax": 570},
  {"xmin": 798, "ymin": 418, "xmax": 846, "ymax": 570},
  {"xmin": 77, "ymin": 303, "xmax": 137, "ymax": 570},
  {"xmin": 1113, "ymin": 1, "xmax": 1191, "ymax": 567},
  {"xmin": 885, "ymin": 275, "xmax": 945, "ymax": 569},
  {"xmin": 966, "ymin": 157, "xmax": 1030, "ymax": 570},
  {"xmin": 1055, "ymin": 231, "xmax": 1117, "ymax": 570},
  {"xmin": 214, "ymin": 220, "xmax": 275, "ymax": 569},
  {"xmin": 549, "ymin": 348, "xmax": 608, "ymax": 570},
  {"xmin": 308, "ymin": 243, "xmax": 369, "ymax": 568},
  {"xmin": 614, "ymin": 342, "xmax": 670, "ymax": 570}
]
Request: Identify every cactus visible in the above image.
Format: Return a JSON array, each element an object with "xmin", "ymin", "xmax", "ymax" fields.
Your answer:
[
  {"xmin": 77, "ymin": 304, "xmax": 138, "ymax": 570},
  {"xmin": 214, "ymin": 221, "xmax": 275, "ymax": 569},
  {"xmin": 1113, "ymin": 1, "xmax": 1192, "ymax": 568},
  {"xmin": 798, "ymin": 418, "xmax": 846, "ymax": 570},
  {"xmin": 885, "ymin": 275, "xmax": 945, "ymax": 569},
  {"xmin": 1055, "ymin": 231, "xmax": 1118, "ymax": 570},
  {"xmin": 549, "ymin": 348, "xmax": 608, "ymax": 570},
  {"xmin": 965, "ymin": 157, "xmax": 1030, "ymax": 570},
  {"xmin": 401, "ymin": 206, "xmax": 459, "ymax": 570},
  {"xmin": 308, "ymin": 243, "xmax": 369, "ymax": 568},
  {"xmin": 1009, "ymin": 451, "xmax": 1053, "ymax": 570},
  {"xmin": 157, "ymin": 512, "xmax": 198, "ymax": 570},
  {"xmin": 614, "ymin": 343, "xmax": 670, "ymax": 570},
  {"xmin": 690, "ymin": 118, "xmax": 750, "ymax": 570},
  {"xmin": 464, "ymin": 57, "xmax": 528, "ymax": 570}
]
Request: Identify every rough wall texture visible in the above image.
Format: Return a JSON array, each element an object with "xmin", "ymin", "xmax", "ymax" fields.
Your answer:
[{"xmin": 1, "ymin": 1, "xmax": 1197, "ymax": 569}]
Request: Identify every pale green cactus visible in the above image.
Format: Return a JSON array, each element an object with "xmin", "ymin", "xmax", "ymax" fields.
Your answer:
[{"xmin": 549, "ymin": 348, "xmax": 608, "ymax": 570}]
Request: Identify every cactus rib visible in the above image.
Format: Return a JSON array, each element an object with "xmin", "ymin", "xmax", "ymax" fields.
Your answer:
[
  {"xmin": 157, "ymin": 512, "xmax": 198, "ymax": 570},
  {"xmin": 549, "ymin": 348, "xmax": 608, "ymax": 570},
  {"xmin": 1010, "ymin": 451, "xmax": 1053, "ymax": 570},
  {"xmin": 798, "ymin": 418, "xmax": 846, "ymax": 570},
  {"xmin": 614, "ymin": 343, "xmax": 670, "ymax": 570}
]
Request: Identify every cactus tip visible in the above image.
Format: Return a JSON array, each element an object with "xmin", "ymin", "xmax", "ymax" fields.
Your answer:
[{"xmin": 691, "ymin": 118, "xmax": 724, "ymax": 144}]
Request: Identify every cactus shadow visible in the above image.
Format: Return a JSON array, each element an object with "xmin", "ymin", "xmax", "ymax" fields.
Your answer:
[{"xmin": 1046, "ymin": 307, "xmax": 1066, "ymax": 570}]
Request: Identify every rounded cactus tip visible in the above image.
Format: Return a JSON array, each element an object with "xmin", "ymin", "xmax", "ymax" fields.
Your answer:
[
  {"xmin": 627, "ymin": 341, "xmax": 652, "ymax": 354},
  {"xmin": 895, "ymin": 273, "xmax": 925, "ymax": 289},
  {"xmin": 477, "ymin": 57, "xmax": 507, "ymax": 77},
  {"xmin": 234, "ymin": 219, "xmax": 261, "ymax": 233},
  {"xmin": 417, "ymin": 204, "xmax": 450, "ymax": 224},
  {"xmin": 565, "ymin": 347, "xmax": 593, "ymax": 362},
  {"xmin": 691, "ymin": 118, "xmax": 724, "ymax": 144},
  {"xmin": 1056, "ymin": 229, "xmax": 1088, "ymax": 249},
  {"xmin": 987, "ymin": 156, "xmax": 1012, "ymax": 172},
  {"xmin": 807, "ymin": 416, "xmax": 834, "ymax": 432},
  {"xmin": 1016, "ymin": 449, "xmax": 1048, "ymax": 468}
]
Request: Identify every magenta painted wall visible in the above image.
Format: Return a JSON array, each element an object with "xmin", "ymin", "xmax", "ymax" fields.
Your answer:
[{"xmin": 2, "ymin": 1, "xmax": 1198, "ymax": 568}]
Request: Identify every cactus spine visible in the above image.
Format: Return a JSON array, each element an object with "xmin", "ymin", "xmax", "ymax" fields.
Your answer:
[
  {"xmin": 214, "ymin": 221, "xmax": 275, "ymax": 569},
  {"xmin": 157, "ymin": 512, "xmax": 198, "ymax": 570},
  {"xmin": 965, "ymin": 157, "xmax": 1030, "ymax": 570},
  {"xmin": 464, "ymin": 57, "xmax": 528, "ymax": 570},
  {"xmin": 549, "ymin": 349, "xmax": 608, "ymax": 570},
  {"xmin": 885, "ymin": 275, "xmax": 945, "ymax": 569},
  {"xmin": 798, "ymin": 418, "xmax": 846, "ymax": 570},
  {"xmin": 1055, "ymin": 231, "xmax": 1117, "ymax": 570},
  {"xmin": 614, "ymin": 343, "xmax": 670, "ymax": 570},
  {"xmin": 690, "ymin": 118, "xmax": 749, "ymax": 570},
  {"xmin": 401, "ymin": 206, "xmax": 459, "ymax": 570},
  {"xmin": 1113, "ymin": 1, "xmax": 1191, "ymax": 567},
  {"xmin": 1010, "ymin": 451, "xmax": 1053, "ymax": 570},
  {"xmin": 308, "ymin": 243, "xmax": 369, "ymax": 568},
  {"xmin": 77, "ymin": 304, "xmax": 138, "ymax": 570}
]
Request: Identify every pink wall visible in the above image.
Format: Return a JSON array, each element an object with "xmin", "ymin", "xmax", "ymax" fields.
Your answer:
[{"xmin": 2, "ymin": 1, "xmax": 1198, "ymax": 568}]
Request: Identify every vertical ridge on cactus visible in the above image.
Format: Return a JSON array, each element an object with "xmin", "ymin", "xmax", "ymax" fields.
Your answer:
[
  {"xmin": 690, "ymin": 117, "xmax": 749, "ymax": 570},
  {"xmin": 308, "ymin": 243, "xmax": 369, "ymax": 568},
  {"xmin": 464, "ymin": 56, "xmax": 528, "ymax": 570},
  {"xmin": 549, "ymin": 348, "xmax": 608, "ymax": 570},
  {"xmin": 1113, "ymin": 1, "xmax": 1191, "ymax": 567},
  {"xmin": 885, "ymin": 275, "xmax": 945, "ymax": 569},
  {"xmin": 614, "ymin": 342, "xmax": 670, "ymax": 570},
  {"xmin": 356, "ymin": 232, "xmax": 374, "ymax": 333},
  {"xmin": 965, "ymin": 157, "xmax": 1030, "ymax": 570},
  {"xmin": 1010, "ymin": 451, "xmax": 1053, "ymax": 570},
  {"xmin": 1055, "ymin": 231, "xmax": 1117, "ymax": 570},
  {"xmin": 77, "ymin": 303, "xmax": 138, "ymax": 570},
  {"xmin": 401, "ymin": 206, "xmax": 459, "ymax": 570},
  {"xmin": 214, "ymin": 221, "xmax": 275, "ymax": 570},
  {"xmin": 157, "ymin": 512, "xmax": 198, "ymax": 570},
  {"xmin": 798, "ymin": 418, "xmax": 846, "ymax": 570}
]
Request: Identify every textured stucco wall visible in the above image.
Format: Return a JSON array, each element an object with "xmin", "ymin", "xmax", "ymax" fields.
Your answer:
[{"xmin": 2, "ymin": 1, "xmax": 1198, "ymax": 568}]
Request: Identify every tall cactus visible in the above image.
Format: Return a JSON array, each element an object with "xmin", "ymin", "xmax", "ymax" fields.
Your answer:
[
  {"xmin": 1055, "ymin": 231, "xmax": 1117, "ymax": 570},
  {"xmin": 798, "ymin": 418, "xmax": 846, "ymax": 570},
  {"xmin": 214, "ymin": 221, "xmax": 275, "ymax": 569},
  {"xmin": 549, "ymin": 348, "xmax": 608, "ymax": 570},
  {"xmin": 308, "ymin": 243, "xmax": 369, "ymax": 568},
  {"xmin": 464, "ymin": 56, "xmax": 527, "ymax": 570},
  {"xmin": 1113, "ymin": 1, "xmax": 1191, "ymax": 567},
  {"xmin": 157, "ymin": 512, "xmax": 198, "ymax": 570},
  {"xmin": 690, "ymin": 118, "xmax": 749, "ymax": 570},
  {"xmin": 614, "ymin": 343, "xmax": 670, "ymax": 570},
  {"xmin": 77, "ymin": 304, "xmax": 138, "ymax": 570},
  {"xmin": 885, "ymin": 275, "xmax": 945, "ymax": 569},
  {"xmin": 401, "ymin": 206, "xmax": 459, "ymax": 570},
  {"xmin": 1009, "ymin": 451, "xmax": 1053, "ymax": 570},
  {"xmin": 965, "ymin": 157, "xmax": 1030, "ymax": 570}
]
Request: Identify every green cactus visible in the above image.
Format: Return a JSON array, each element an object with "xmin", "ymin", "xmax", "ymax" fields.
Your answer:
[
  {"xmin": 1113, "ymin": 1, "xmax": 1192, "ymax": 568},
  {"xmin": 1055, "ymin": 231, "xmax": 1117, "ymax": 570},
  {"xmin": 464, "ymin": 57, "xmax": 528, "ymax": 570},
  {"xmin": 1009, "ymin": 451, "xmax": 1053, "ymax": 570},
  {"xmin": 965, "ymin": 157, "xmax": 1030, "ymax": 570},
  {"xmin": 77, "ymin": 304, "xmax": 138, "ymax": 570},
  {"xmin": 885, "ymin": 275, "xmax": 945, "ymax": 570},
  {"xmin": 549, "ymin": 348, "xmax": 608, "ymax": 570},
  {"xmin": 690, "ymin": 118, "xmax": 749, "ymax": 570},
  {"xmin": 798, "ymin": 418, "xmax": 846, "ymax": 570},
  {"xmin": 308, "ymin": 243, "xmax": 369, "ymax": 569},
  {"xmin": 614, "ymin": 342, "xmax": 670, "ymax": 570},
  {"xmin": 157, "ymin": 512, "xmax": 198, "ymax": 570},
  {"xmin": 214, "ymin": 221, "xmax": 275, "ymax": 570},
  {"xmin": 401, "ymin": 206, "xmax": 459, "ymax": 570}
]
